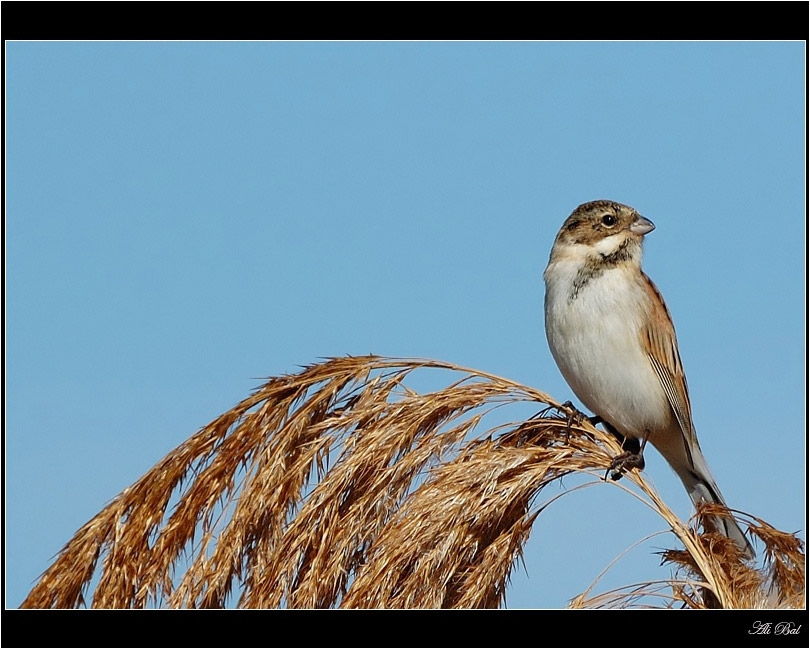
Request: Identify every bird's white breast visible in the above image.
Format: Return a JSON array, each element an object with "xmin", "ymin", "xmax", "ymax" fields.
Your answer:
[{"xmin": 544, "ymin": 258, "xmax": 671, "ymax": 438}]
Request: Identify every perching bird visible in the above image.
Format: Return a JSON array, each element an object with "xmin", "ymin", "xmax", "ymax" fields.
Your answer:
[{"xmin": 543, "ymin": 199, "xmax": 754, "ymax": 559}]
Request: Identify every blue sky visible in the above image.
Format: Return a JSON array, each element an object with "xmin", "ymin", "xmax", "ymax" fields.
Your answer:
[{"xmin": 5, "ymin": 41, "xmax": 805, "ymax": 609}]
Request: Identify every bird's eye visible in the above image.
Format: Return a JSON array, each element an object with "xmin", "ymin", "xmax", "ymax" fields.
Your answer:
[{"xmin": 601, "ymin": 214, "xmax": 617, "ymax": 227}]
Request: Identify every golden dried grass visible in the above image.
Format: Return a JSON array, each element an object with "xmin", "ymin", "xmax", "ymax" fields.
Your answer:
[{"xmin": 20, "ymin": 355, "xmax": 804, "ymax": 609}]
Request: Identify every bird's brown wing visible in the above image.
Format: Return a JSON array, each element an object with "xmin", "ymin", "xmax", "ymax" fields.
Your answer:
[{"xmin": 639, "ymin": 274, "xmax": 700, "ymax": 466}]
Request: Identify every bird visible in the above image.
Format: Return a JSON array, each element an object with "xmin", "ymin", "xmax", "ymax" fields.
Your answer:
[{"xmin": 543, "ymin": 199, "xmax": 755, "ymax": 559}]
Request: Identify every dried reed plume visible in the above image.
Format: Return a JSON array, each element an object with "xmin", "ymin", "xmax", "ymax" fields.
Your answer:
[{"xmin": 21, "ymin": 356, "xmax": 804, "ymax": 609}]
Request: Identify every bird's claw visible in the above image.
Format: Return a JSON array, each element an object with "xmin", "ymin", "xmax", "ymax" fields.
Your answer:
[
  {"xmin": 556, "ymin": 400, "xmax": 587, "ymax": 440},
  {"xmin": 605, "ymin": 449, "xmax": 646, "ymax": 481},
  {"xmin": 605, "ymin": 432, "xmax": 649, "ymax": 481},
  {"xmin": 558, "ymin": 400, "xmax": 588, "ymax": 427}
]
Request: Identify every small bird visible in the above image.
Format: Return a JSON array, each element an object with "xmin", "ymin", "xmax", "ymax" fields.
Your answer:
[{"xmin": 543, "ymin": 199, "xmax": 754, "ymax": 559}]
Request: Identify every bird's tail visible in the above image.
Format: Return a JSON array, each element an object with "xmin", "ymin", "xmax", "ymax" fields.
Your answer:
[{"xmin": 682, "ymin": 462, "xmax": 755, "ymax": 560}]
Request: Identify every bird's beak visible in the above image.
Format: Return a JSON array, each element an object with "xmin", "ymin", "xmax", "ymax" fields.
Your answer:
[{"xmin": 630, "ymin": 214, "xmax": 655, "ymax": 235}]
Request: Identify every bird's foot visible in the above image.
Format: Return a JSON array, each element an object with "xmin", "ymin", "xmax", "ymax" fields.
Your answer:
[
  {"xmin": 558, "ymin": 401, "xmax": 588, "ymax": 439},
  {"xmin": 558, "ymin": 401, "xmax": 588, "ymax": 421},
  {"xmin": 557, "ymin": 401, "xmax": 590, "ymax": 429},
  {"xmin": 605, "ymin": 432, "xmax": 649, "ymax": 481},
  {"xmin": 605, "ymin": 449, "xmax": 646, "ymax": 481}
]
